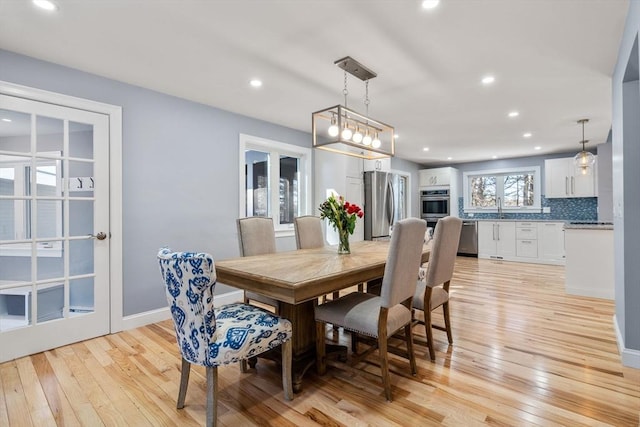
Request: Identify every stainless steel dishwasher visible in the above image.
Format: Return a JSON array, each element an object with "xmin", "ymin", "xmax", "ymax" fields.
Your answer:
[{"xmin": 457, "ymin": 220, "xmax": 478, "ymax": 256}]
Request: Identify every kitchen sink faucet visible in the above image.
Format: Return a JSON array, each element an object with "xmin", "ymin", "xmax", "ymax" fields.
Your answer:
[{"xmin": 497, "ymin": 197, "xmax": 505, "ymax": 219}]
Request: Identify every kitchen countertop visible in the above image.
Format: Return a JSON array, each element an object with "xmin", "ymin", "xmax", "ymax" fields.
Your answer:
[
  {"xmin": 563, "ymin": 222, "xmax": 614, "ymax": 230},
  {"xmin": 459, "ymin": 218, "xmax": 614, "ymax": 229}
]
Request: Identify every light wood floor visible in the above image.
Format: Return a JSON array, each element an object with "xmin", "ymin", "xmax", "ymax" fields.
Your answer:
[{"xmin": 1, "ymin": 257, "xmax": 638, "ymax": 426}]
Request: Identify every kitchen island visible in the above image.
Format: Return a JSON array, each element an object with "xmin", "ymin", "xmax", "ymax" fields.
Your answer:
[{"xmin": 564, "ymin": 222, "xmax": 614, "ymax": 299}]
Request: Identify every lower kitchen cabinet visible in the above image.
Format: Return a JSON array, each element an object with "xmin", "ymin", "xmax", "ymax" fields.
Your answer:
[
  {"xmin": 478, "ymin": 221, "xmax": 565, "ymax": 265},
  {"xmin": 538, "ymin": 222, "xmax": 566, "ymax": 263},
  {"xmin": 478, "ymin": 222, "xmax": 516, "ymax": 259}
]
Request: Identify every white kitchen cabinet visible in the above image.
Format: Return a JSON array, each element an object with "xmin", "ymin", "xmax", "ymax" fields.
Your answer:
[
  {"xmin": 419, "ymin": 167, "xmax": 455, "ymax": 187},
  {"xmin": 478, "ymin": 221, "xmax": 516, "ymax": 259},
  {"xmin": 478, "ymin": 220, "xmax": 565, "ymax": 265},
  {"xmin": 364, "ymin": 158, "xmax": 391, "ymax": 172},
  {"xmin": 538, "ymin": 222, "xmax": 565, "ymax": 263},
  {"xmin": 545, "ymin": 157, "xmax": 597, "ymax": 198}
]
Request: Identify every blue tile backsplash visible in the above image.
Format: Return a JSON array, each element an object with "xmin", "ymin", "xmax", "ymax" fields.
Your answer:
[{"xmin": 457, "ymin": 196, "xmax": 598, "ymax": 221}]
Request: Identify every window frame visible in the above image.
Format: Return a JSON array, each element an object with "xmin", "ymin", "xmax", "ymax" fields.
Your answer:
[
  {"xmin": 463, "ymin": 166, "xmax": 541, "ymax": 213},
  {"xmin": 239, "ymin": 134, "xmax": 312, "ymax": 237}
]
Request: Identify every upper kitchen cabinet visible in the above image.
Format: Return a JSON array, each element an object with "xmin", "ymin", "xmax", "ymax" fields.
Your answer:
[
  {"xmin": 364, "ymin": 158, "xmax": 391, "ymax": 172},
  {"xmin": 545, "ymin": 156, "xmax": 597, "ymax": 198},
  {"xmin": 419, "ymin": 167, "xmax": 457, "ymax": 187}
]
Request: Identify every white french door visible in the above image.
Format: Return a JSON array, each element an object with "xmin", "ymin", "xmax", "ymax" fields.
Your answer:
[{"xmin": 0, "ymin": 94, "xmax": 110, "ymax": 362}]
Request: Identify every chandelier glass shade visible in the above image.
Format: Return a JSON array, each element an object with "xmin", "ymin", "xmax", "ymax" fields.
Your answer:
[
  {"xmin": 312, "ymin": 56, "xmax": 395, "ymax": 159},
  {"xmin": 573, "ymin": 119, "xmax": 595, "ymax": 175}
]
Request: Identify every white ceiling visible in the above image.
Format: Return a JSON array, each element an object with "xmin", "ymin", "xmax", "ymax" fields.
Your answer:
[{"xmin": 0, "ymin": 0, "xmax": 629, "ymax": 166}]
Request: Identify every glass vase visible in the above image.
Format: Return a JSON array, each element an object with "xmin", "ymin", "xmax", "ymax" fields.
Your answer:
[{"xmin": 337, "ymin": 229, "xmax": 351, "ymax": 254}]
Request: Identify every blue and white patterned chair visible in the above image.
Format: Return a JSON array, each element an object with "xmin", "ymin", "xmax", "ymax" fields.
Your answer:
[{"xmin": 157, "ymin": 248, "xmax": 293, "ymax": 427}]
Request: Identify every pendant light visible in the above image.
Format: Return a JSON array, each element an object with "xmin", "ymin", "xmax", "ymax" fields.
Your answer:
[
  {"xmin": 312, "ymin": 56, "xmax": 395, "ymax": 159},
  {"xmin": 573, "ymin": 119, "xmax": 596, "ymax": 175}
]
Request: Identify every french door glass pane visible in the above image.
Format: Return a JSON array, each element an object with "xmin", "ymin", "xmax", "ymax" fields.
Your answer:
[
  {"xmin": 245, "ymin": 150, "xmax": 269, "ymax": 217},
  {"xmin": 69, "ymin": 122, "xmax": 94, "ymax": 159},
  {"xmin": 67, "ymin": 160, "xmax": 94, "ymax": 198},
  {"xmin": 69, "ymin": 200, "xmax": 94, "ymax": 236},
  {"xmin": 70, "ymin": 277, "xmax": 94, "ymax": 315},
  {"xmin": 37, "ymin": 254, "xmax": 64, "ymax": 281},
  {"xmin": 0, "ymin": 242, "xmax": 31, "ymax": 281},
  {"xmin": 69, "ymin": 239, "xmax": 93, "ymax": 276},
  {"xmin": 279, "ymin": 155, "xmax": 299, "ymax": 224},
  {"xmin": 36, "ymin": 282, "xmax": 64, "ymax": 324},
  {"xmin": 0, "ymin": 109, "xmax": 30, "ymax": 154},
  {"xmin": 36, "ymin": 116, "xmax": 64, "ymax": 155},
  {"xmin": 0, "ymin": 284, "xmax": 32, "ymax": 331}
]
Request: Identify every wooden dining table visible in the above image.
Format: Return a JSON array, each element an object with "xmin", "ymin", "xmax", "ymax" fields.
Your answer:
[{"xmin": 215, "ymin": 239, "xmax": 431, "ymax": 391}]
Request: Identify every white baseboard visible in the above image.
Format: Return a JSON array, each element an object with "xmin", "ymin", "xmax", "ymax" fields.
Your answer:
[
  {"xmin": 120, "ymin": 290, "xmax": 244, "ymax": 331},
  {"xmin": 613, "ymin": 314, "xmax": 640, "ymax": 369}
]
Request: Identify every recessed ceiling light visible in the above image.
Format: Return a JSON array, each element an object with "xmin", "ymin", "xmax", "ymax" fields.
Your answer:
[
  {"xmin": 249, "ymin": 79, "xmax": 262, "ymax": 88},
  {"xmin": 1, "ymin": 118, "xmax": 11, "ymax": 122},
  {"xmin": 422, "ymin": 147, "xmax": 430, "ymax": 152},
  {"xmin": 421, "ymin": 0, "xmax": 440, "ymax": 10},
  {"xmin": 447, "ymin": 157, "xmax": 453, "ymax": 160},
  {"xmin": 508, "ymin": 111, "xmax": 519, "ymax": 118},
  {"xmin": 33, "ymin": 0, "xmax": 57, "ymax": 11},
  {"xmin": 534, "ymin": 146, "xmax": 542, "ymax": 150},
  {"xmin": 481, "ymin": 75, "xmax": 495, "ymax": 85},
  {"xmin": 492, "ymin": 155, "xmax": 498, "ymax": 159},
  {"xmin": 523, "ymin": 132, "xmax": 532, "ymax": 138},
  {"xmin": 394, "ymin": 134, "xmax": 399, "ymax": 139}
]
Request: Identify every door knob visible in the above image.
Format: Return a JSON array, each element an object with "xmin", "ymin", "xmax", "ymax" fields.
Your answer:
[{"xmin": 90, "ymin": 232, "xmax": 108, "ymax": 240}]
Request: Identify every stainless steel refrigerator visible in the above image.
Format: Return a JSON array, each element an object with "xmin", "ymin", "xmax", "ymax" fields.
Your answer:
[{"xmin": 364, "ymin": 171, "xmax": 407, "ymax": 240}]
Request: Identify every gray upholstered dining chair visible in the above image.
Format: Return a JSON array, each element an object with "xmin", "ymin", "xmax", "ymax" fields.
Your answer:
[
  {"xmin": 293, "ymin": 215, "xmax": 325, "ymax": 250},
  {"xmin": 412, "ymin": 216, "xmax": 462, "ymax": 361},
  {"xmin": 157, "ymin": 248, "xmax": 293, "ymax": 427},
  {"xmin": 237, "ymin": 217, "xmax": 281, "ymax": 314},
  {"xmin": 314, "ymin": 217, "xmax": 427, "ymax": 402}
]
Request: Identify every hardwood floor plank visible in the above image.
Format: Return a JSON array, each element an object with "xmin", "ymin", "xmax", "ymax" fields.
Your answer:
[
  {"xmin": 14, "ymin": 356, "xmax": 57, "ymax": 427},
  {"xmin": 1, "ymin": 257, "xmax": 638, "ymax": 426},
  {"xmin": 30, "ymin": 352, "xmax": 81, "ymax": 426},
  {"xmin": 0, "ymin": 362, "xmax": 34, "ymax": 427},
  {"xmin": 42, "ymin": 348, "xmax": 104, "ymax": 426}
]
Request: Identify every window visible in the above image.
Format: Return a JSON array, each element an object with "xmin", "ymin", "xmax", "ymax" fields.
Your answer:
[
  {"xmin": 239, "ymin": 134, "xmax": 312, "ymax": 235},
  {"xmin": 0, "ymin": 153, "xmax": 62, "ymax": 256},
  {"xmin": 464, "ymin": 166, "xmax": 540, "ymax": 212}
]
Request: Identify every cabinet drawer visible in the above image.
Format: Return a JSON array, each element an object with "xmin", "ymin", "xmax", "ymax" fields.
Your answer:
[
  {"xmin": 516, "ymin": 227, "xmax": 537, "ymax": 239},
  {"xmin": 517, "ymin": 240, "xmax": 538, "ymax": 258},
  {"xmin": 516, "ymin": 221, "xmax": 536, "ymax": 227}
]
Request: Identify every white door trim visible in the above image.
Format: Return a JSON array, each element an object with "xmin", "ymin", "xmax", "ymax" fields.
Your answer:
[{"xmin": 0, "ymin": 80, "xmax": 124, "ymax": 334}]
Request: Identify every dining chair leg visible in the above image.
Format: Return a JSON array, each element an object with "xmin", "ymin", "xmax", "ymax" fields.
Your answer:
[
  {"xmin": 443, "ymin": 301, "xmax": 453, "ymax": 344},
  {"xmin": 315, "ymin": 321, "xmax": 327, "ymax": 375},
  {"xmin": 378, "ymin": 335, "xmax": 392, "ymax": 402},
  {"xmin": 206, "ymin": 366, "xmax": 217, "ymax": 427},
  {"xmin": 351, "ymin": 331, "xmax": 358, "ymax": 353},
  {"xmin": 424, "ymin": 310, "xmax": 436, "ymax": 362},
  {"xmin": 281, "ymin": 339, "xmax": 293, "ymax": 401},
  {"xmin": 177, "ymin": 358, "xmax": 191, "ymax": 409},
  {"xmin": 404, "ymin": 324, "xmax": 417, "ymax": 375},
  {"xmin": 239, "ymin": 360, "xmax": 249, "ymax": 373}
]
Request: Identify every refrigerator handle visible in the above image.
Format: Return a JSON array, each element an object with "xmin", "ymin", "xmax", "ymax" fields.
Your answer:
[{"xmin": 387, "ymin": 179, "xmax": 395, "ymax": 226}]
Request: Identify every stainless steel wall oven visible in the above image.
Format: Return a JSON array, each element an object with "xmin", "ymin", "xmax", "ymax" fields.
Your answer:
[{"xmin": 420, "ymin": 187, "xmax": 451, "ymax": 222}]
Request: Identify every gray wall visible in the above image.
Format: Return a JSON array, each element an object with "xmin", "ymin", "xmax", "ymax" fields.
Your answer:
[
  {"xmin": 612, "ymin": 1, "xmax": 640, "ymax": 362},
  {"xmin": 0, "ymin": 49, "xmax": 312, "ymax": 316}
]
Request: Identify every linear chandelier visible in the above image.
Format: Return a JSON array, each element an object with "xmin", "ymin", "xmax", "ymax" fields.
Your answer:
[{"xmin": 312, "ymin": 56, "xmax": 395, "ymax": 159}]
